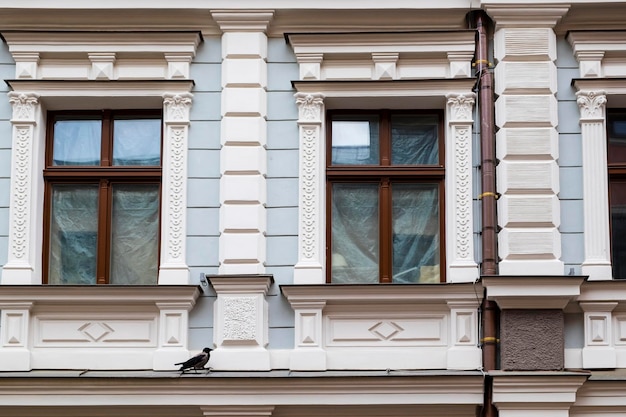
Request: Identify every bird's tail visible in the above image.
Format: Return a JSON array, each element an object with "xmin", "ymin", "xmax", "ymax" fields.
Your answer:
[{"xmin": 174, "ymin": 362, "xmax": 184, "ymax": 366}]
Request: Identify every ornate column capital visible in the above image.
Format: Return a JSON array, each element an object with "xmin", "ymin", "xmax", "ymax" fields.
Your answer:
[
  {"xmin": 295, "ymin": 92, "xmax": 325, "ymax": 124},
  {"xmin": 8, "ymin": 92, "xmax": 39, "ymax": 123},
  {"xmin": 163, "ymin": 92, "xmax": 193, "ymax": 124},
  {"xmin": 446, "ymin": 93, "xmax": 476, "ymax": 123},
  {"xmin": 576, "ymin": 90, "xmax": 607, "ymax": 121}
]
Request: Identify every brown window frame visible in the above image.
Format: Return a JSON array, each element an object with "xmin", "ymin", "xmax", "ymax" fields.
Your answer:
[
  {"xmin": 42, "ymin": 109, "xmax": 163, "ymax": 285},
  {"xmin": 607, "ymin": 109, "xmax": 626, "ymax": 279},
  {"xmin": 325, "ymin": 109, "xmax": 446, "ymax": 284}
]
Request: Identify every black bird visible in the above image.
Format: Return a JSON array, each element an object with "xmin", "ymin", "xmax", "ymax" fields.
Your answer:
[{"xmin": 175, "ymin": 347, "xmax": 213, "ymax": 373}]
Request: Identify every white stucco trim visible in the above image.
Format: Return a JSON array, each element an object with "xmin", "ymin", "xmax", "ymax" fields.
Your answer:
[
  {"xmin": 292, "ymin": 79, "xmax": 479, "ymax": 284},
  {"xmin": 1, "ymin": 80, "xmax": 195, "ymax": 285},
  {"xmin": 570, "ymin": 30, "xmax": 626, "ymax": 280},
  {"xmin": 0, "ymin": 285, "xmax": 201, "ymax": 371}
]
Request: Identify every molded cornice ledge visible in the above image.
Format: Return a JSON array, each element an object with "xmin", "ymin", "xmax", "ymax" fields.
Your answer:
[
  {"xmin": 0, "ymin": 285, "xmax": 202, "ymax": 305},
  {"xmin": 481, "ymin": 276, "xmax": 585, "ymax": 309},
  {"xmin": 490, "ymin": 371, "xmax": 589, "ymax": 414},
  {"xmin": 211, "ymin": 10, "xmax": 274, "ymax": 32},
  {"xmin": 483, "ymin": 3, "xmax": 571, "ymax": 28},
  {"xmin": 281, "ymin": 282, "xmax": 483, "ymax": 304},
  {"xmin": 208, "ymin": 275, "xmax": 273, "ymax": 294}
]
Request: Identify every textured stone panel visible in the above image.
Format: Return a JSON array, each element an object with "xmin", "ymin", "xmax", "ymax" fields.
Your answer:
[
  {"xmin": 501, "ymin": 309, "xmax": 564, "ymax": 371},
  {"xmin": 495, "ymin": 95, "xmax": 557, "ymax": 127},
  {"xmin": 495, "ymin": 28, "xmax": 555, "ymax": 61},
  {"xmin": 495, "ymin": 61, "xmax": 555, "ymax": 94},
  {"xmin": 498, "ymin": 160, "xmax": 558, "ymax": 193},
  {"xmin": 496, "ymin": 128, "xmax": 557, "ymax": 160},
  {"xmin": 499, "ymin": 195, "xmax": 559, "ymax": 227},
  {"xmin": 501, "ymin": 229, "xmax": 559, "ymax": 258}
]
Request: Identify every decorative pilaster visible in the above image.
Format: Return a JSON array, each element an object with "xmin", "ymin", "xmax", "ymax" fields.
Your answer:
[
  {"xmin": 447, "ymin": 300, "xmax": 481, "ymax": 370},
  {"xmin": 0, "ymin": 302, "xmax": 33, "ymax": 371},
  {"xmin": 580, "ymin": 301, "xmax": 617, "ymax": 369},
  {"xmin": 209, "ymin": 275, "xmax": 273, "ymax": 371},
  {"xmin": 488, "ymin": 6, "xmax": 566, "ymax": 275},
  {"xmin": 293, "ymin": 93, "xmax": 326, "ymax": 284},
  {"xmin": 289, "ymin": 300, "xmax": 327, "ymax": 371},
  {"xmin": 213, "ymin": 10, "xmax": 273, "ymax": 275},
  {"xmin": 159, "ymin": 93, "xmax": 192, "ymax": 285},
  {"xmin": 1, "ymin": 92, "xmax": 40, "ymax": 285},
  {"xmin": 445, "ymin": 93, "xmax": 479, "ymax": 282},
  {"xmin": 153, "ymin": 300, "xmax": 196, "ymax": 370},
  {"xmin": 577, "ymin": 91, "xmax": 612, "ymax": 280}
]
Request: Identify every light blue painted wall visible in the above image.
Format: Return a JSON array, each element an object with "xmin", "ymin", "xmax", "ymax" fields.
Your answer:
[
  {"xmin": 265, "ymin": 37, "xmax": 299, "ymax": 348},
  {"xmin": 187, "ymin": 36, "xmax": 222, "ymax": 350},
  {"xmin": 0, "ymin": 39, "xmax": 14, "ymax": 282},
  {"xmin": 556, "ymin": 36, "xmax": 585, "ymax": 275}
]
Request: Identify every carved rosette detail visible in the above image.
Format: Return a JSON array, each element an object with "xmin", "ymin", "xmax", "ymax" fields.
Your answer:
[
  {"xmin": 454, "ymin": 127, "xmax": 472, "ymax": 260},
  {"xmin": 577, "ymin": 90, "xmax": 607, "ymax": 120},
  {"xmin": 9, "ymin": 92, "xmax": 39, "ymax": 121},
  {"xmin": 8, "ymin": 93, "xmax": 39, "ymax": 261},
  {"xmin": 447, "ymin": 93, "xmax": 475, "ymax": 261},
  {"xmin": 162, "ymin": 93, "xmax": 192, "ymax": 261},
  {"xmin": 295, "ymin": 93, "xmax": 324, "ymax": 260},
  {"xmin": 167, "ymin": 127, "xmax": 185, "ymax": 260},
  {"xmin": 223, "ymin": 297, "xmax": 257, "ymax": 341}
]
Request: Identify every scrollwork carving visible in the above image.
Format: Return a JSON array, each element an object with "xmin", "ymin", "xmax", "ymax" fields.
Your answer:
[
  {"xmin": 446, "ymin": 93, "xmax": 475, "ymax": 122},
  {"xmin": 295, "ymin": 93, "xmax": 324, "ymax": 123},
  {"xmin": 576, "ymin": 90, "xmax": 607, "ymax": 120},
  {"xmin": 163, "ymin": 93, "xmax": 193, "ymax": 122},
  {"xmin": 9, "ymin": 92, "xmax": 39, "ymax": 122}
]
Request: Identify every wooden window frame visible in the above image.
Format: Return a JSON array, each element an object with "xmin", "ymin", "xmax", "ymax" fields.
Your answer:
[
  {"xmin": 325, "ymin": 109, "xmax": 446, "ymax": 284},
  {"xmin": 42, "ymin": 109, "xmax": 163, "ymax": 285},
  {"xmin": 607, "ymin": 110, "xmax": 626, "ymax": 279}
]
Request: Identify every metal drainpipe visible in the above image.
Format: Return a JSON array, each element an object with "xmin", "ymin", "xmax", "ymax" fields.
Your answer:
[{"xmin": 470, "ymin": 9, "xmax": 499, "ymax": 417}]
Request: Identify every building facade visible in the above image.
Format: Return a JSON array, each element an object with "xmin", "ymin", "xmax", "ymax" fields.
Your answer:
[{"xmin": 1, "ymin": 1, "xmax": 626, "ymax": 416}]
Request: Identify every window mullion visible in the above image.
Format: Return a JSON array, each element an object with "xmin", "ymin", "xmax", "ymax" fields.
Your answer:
[
  {"xmin": 101, "ymin": 110, "xmax": 112, "ymax": 167},
  {"xmin": 96, "ymin": 179, "xmax": 110, "ymax": 284},
  {"xmin": 380, "ymin": 178, "xmax": 392, "ymax": 283}
]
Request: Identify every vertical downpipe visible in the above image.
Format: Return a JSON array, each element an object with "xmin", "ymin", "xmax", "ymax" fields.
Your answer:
[{"xmin": 472, "ymin": 9, "xmax": 499, "ymax": 417}]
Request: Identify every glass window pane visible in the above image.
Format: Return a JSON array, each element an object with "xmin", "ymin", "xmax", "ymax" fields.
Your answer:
[
  {"xmin": 611, "ymin": 181, "xmax": 626, "ymax": 279},
  {"xmin": 109, "ymin": 184, "xmax": 160, "ymax": 285},
  {"xmin": 331, "ymin": 115, "xmax": 379, "ymax": 165},
  {"xmin": 331, "ymin": 183, "xmax": 379, "ymax": 283},
  {"xmin": 113, "ymin": 118, "xmax": 161, "ymax": 166},
  {"xmin": 391, "ymin": 115, "xmax": 439, "ymax": 165},
  {"xmin": 392, "ymin": 183, "xmax": 440, "ymax": 283},
  {"xmin": 48, "ymin": 184, "xmax": 99, "ymax": 284},
  {"xmin": 609, "ymin": 115, "xmax": 626, "ymax": 165},
  {"xmin": 52, "ymin": 119, "xmax": 101, "ymax": 166}
]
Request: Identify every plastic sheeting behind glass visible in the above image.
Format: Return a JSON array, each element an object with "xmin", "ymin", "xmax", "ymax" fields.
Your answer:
[
  {"xmin": 331, "ymin": 115, "xmax": 379, "ymax": 165},
  {"xmin": 48, "ymin": 184, "xmax": 99, "ymax": 284},
  {"xmin": 113, "ymin": 118, "xmax": 161, "ymax": 166},
  {"xmin": 331, "ymin": 183, "xmax": 379, "ymax": 283},
  {"xmin": 52, "ymin": 120, "xmax": 101, "ymax": 166},
  {"xmin": 391, "ymin": 115, "xmax": 439, "ymax": 165},
  {"xmin": 110, "ymin": 184, "xmax": 159, "ymax": 285},
  {"xmin": 392, "ymin": 184, "xmax": 439, "ymax": 283}
]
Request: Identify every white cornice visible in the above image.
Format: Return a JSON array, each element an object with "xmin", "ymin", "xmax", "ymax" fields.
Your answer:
[
  {"xmin": 281, "ymin": 283, "xmax": 483, "ymax": 304},
  {"xmin": 292, "ymin": 79, "xmax": 476, "ymax": 97},
  {"xmin": 211, "ymin": 10, "xmax": 274, "ymax": 32},
  {"xmin": 287, "ymin": 31, "xmax": 475, "ymax": 55},
  {"xmin": 208, "ymin": 275, "xmax": 273, "ymax": 294},
  {"xmin": 481, "ymin": 276, "xmax": 585, "ymax": 309},
  {"xmin": 2, "ymin": 31, "xmax": 202, "ymax": 55},
  {"xmin": 0, "ymin": 372, "xmax": 484, "ymax": 406},
  {"xmin": 483, "ymin": 3, "xmax": 571, "ymax": 28},
  {"xmin": 490, "ymin": 371, "xmax": 588, "ymax": 405},
  {"xmin": 0, "ymin": 285, "xmax": 202, "ymax": 306}
]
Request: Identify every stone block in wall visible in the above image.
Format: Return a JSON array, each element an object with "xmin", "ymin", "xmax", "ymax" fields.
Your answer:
[
  {"xmin": 501, "ymin": 309, "xmax": 564, "ymax": 371},
  {"xmin": 496, "ymin": 128, "xmax": 558, "ymax": 160},
  {"xmin": 494, "ymin": 27, "xmax": 556, "ymax": 62},
  {"xmin": 495, "ymin": 61, "xmax": 556, "ymax": 95}
]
